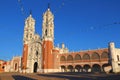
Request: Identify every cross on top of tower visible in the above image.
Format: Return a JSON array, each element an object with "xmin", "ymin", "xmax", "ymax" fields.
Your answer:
[
  {"xmin": 48, "ymin": 3, "xmax": 50, "ymax": 9},
  {"xmin": 30, "ymin": 9, "xmax": 32, "ymax": 15}
]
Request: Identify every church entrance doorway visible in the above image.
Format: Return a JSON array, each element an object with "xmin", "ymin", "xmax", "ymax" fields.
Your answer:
[
  {"xmin": 15, "ymin": 63, "xmax": 17, "ymax": 71},
  {"xmin": 33, "ymin": 62, "xmax": 38, "ymax": 73}
]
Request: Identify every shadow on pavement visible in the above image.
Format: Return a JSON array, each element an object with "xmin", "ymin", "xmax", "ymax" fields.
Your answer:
[
  {"xmin": 37, "ymin": 73, "xmax": 95, "ymax": 80},
  {"xmin": 96, "ymin": 74, "xmax": 120, "ymax": 80},
  {"xmin": 37, "ymin": 72, "xmax": 120, "ymax": 80},
  {"xmin": 12, "ymin": 75, "xmax": 35, "ymax": 80}
]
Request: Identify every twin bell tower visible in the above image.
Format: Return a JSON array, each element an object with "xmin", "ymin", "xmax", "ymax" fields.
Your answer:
[{"xmin": 22, "ymin": 5, "xmax": 59, "ymax": 73}]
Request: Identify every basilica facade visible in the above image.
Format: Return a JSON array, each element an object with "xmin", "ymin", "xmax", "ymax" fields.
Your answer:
[
  {"xmin": 1, "ymin": 7, "xmax": 120, "ymax": 73},
  {"xmin": 22, "ymin": 7, "xmax": 61, "ymax": 73},
  {"xmin": 22, "ymin": 13, "xmax": 42, "ymax": 73}
]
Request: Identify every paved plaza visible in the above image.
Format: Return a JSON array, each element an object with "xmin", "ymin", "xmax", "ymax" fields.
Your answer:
[{"xmin": 0, "ymin": 72, "xmax": 120, "ymax": 80}]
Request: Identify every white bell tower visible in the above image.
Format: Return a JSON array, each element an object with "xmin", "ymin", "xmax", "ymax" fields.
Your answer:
[
  {"xmin": 42, "ymin": 5, "xmax": 54, "ymax": 42},
  {"xmin": 42, "ymin": 5, "xmax": 55, "ymax": 73},
  {"xmin": 23, "ymin": 13, "xmax": 35, "ymax": 44}
]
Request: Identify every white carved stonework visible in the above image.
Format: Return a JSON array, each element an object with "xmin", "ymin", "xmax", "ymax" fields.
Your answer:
[
  {"xmin": 109, "ymin": 42, "xmax": 120, "ymax": 73},
  {"xmin": 23, "ymin": 14, "xmax": 35, "ymax": 44},
  {"xmin": 42, "ymin": 8, "xmax": 54, "ymax": 42},
  {"xmin": 26, "ymin": 41, "xmax": 42, "ymax": 73},
  {"xmin": 22, "ymin": 14, "xmax": 42, "ymax": 73}
]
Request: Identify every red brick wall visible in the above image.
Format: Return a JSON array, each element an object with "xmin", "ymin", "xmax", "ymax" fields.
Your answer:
[
  {"xmin": 52, "ymin": 49, "xmax": 59, "ymax": 69},
  {"xmin": 42, "ymin": 41, "xmax": 54, "ymax": 69},
  {"xmin": 22, "ymin": 44, "xmax": 28, "ymax": 69}
]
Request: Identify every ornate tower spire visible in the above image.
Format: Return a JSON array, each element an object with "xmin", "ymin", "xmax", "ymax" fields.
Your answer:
[
  {"xmin": 23, "ymin": 13, "xmax": 35, "ymax": 44},
  {"xmin": 42, "ymin": 5, "xmax": 54, "ymax": 42}
]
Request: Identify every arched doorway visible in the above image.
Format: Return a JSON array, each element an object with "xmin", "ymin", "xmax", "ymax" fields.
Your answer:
[
  {"xmin": 34, "ymin": 62, "xmax": 38, "ymax": 73},
  {"xmin": 15, "ymin": 63, "xmax": 17, "ymax": 71}
]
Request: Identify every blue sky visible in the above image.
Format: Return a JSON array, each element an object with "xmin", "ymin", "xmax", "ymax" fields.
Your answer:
[{"xmin": 0, "ymin": 0, "xmax": 120, "ymax": 61}]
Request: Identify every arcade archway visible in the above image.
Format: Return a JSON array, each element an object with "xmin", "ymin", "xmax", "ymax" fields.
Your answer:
[
  {"xmin": 92, "ymin": 64, "xmax": 101, "ymax": 72},
  {"xmin": 61, "ymin": 65, "xmax": 66, "ymax": 72},
  {"xmin": 83, "ymin": 65, "xmax": 91, "ymax": 72},
  {"xmin": 67, "ymin": 65, "xmax": 73, "ymax": 72},
  {"xmin": 75, "ymin": 65, "xmax": 82, "ymax": 72}
]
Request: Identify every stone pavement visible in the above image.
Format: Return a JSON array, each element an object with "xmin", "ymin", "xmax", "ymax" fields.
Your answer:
[
  {"xmin": 0, "ymin": 72, "xmax": 64, "ymax": 80},
  {"xmin": 0, "ymin": 72, "xmax": 120, "ymax": 80}
]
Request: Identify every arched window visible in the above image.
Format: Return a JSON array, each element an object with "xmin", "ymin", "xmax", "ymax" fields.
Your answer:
[
  {"xmin": 60, "ymin": 56, "xmax": 66, "ymax": 61},
  {"xmin": 36, "ymin": 51, "xmax": 38, "ymax": 56},
  {"xmin": 45, "ymin": 29, "xmax": 47, "ymax": 36},
  {"xmin": 30, "ymin": 34, "xmax": 32, "ymax": 38},
  {"xmin": 101, "ymin": 52, "xmax": 108, "ymax": 59},
  {"xmin": 67, "ymin": 55, "xmax": 73, "ymax": 61},
  {"xmin": 83, "ymin": 53, "xmax": 90, "ymax": 60},
  {"xmin": 91, "ymin": 52, "xmax": 100, "ymax": 60},
  {"xmin": 75, "ymin": 54, "xmax": 81, "ymax": 60},
  {"xmin": 50, "ymin": 29, "xmax": 52, "ymax": 36},
  {"xmin": 2, "ymin": 66, "xmax": 4, "ymax": 69}
]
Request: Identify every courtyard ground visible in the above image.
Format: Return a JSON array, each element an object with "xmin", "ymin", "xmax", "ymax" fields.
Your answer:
[{"xmin": 0, "ymin": 72, "xmax": 120, "ymax": 80}]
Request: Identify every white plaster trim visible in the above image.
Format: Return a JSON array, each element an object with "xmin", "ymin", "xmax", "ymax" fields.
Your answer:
[{"xmin": 44, "ymin": 37, "xmax": 53, "ymax": 41}]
